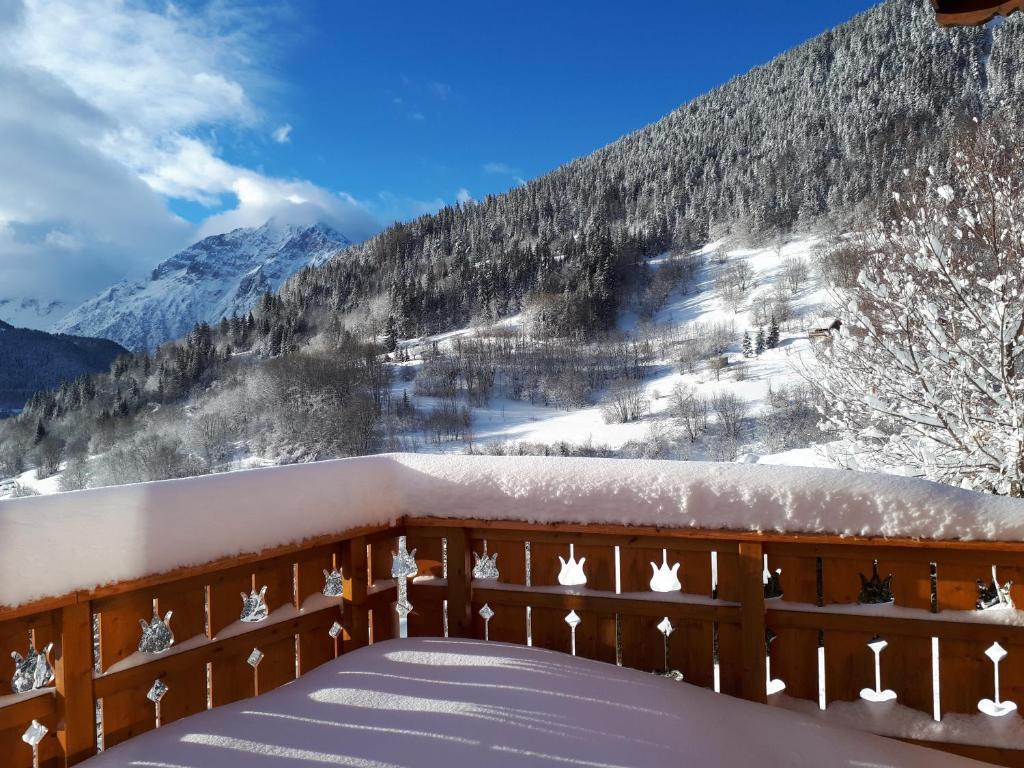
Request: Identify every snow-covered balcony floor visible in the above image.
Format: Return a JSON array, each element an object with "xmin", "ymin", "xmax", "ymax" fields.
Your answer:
[{"xmin": 80, "ymin": 638, "xmax": 981, "ymax": 768}]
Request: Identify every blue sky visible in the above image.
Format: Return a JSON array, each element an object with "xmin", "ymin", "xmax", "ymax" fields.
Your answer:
[
  {"xmin": 0, "ymin": 0, "xmax": 877, "ymax": 305},
  {"xmin": 197, "ymin": 0, "xmax": 879, "ymax": 227}
]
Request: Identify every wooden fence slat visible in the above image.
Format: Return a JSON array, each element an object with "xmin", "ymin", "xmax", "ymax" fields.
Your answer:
[
  {"xmin": 446, "ymin": 528, "xmax": 471, "ymax": 637},
  {"xmin": 341, "ymin": 536, "xmax": 369, "ymax": 652},
  {"xmin": 56, "ymin": 601, "xmax": 96, "ymax": 765}
]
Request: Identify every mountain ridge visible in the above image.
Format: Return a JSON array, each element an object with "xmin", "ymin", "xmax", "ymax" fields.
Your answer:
[{"xmin": 53, "ymin": 220, "xmax": 351, "ymax": 351}]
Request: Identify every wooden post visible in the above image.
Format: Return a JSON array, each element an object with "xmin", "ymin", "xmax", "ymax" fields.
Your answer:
[
  {"xmin": 738, "ymin": 542, "xmax": 768, "ymax": 705},
  {"xmin": 341, "ymin": 536, "xmax": 369, "ymax": 652},
  {"xmin": 446, "ymin": 527, "xmax": 472, "ymax": 637},
  {"xmin": 56, "ymin": 601, "xmax": 96, "ymax": 766}
]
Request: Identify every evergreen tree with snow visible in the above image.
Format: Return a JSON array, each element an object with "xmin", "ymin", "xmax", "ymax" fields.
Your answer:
[
  {"xmin": 755, "ymin": 328, "xmax": 765, "ymax": 356},
  {"xmin": 742, "ymin": 330, "xmax": 753, "ymax": 358},
  {"xmin": 767, "ymin": 317, "xmax": 780, "ymax": 349},
  {"xmin": 384, "ymin": 315, "xmax": 399, "ymax": 353}
]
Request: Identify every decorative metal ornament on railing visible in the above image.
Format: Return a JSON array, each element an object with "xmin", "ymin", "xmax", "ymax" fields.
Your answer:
[
  {"xmin": 329, "ymin": 622, "xmax": 343, "ymax": 639},
  {"xmin": 978, "ymin": 642, "xmax": 1018, "ymax": 717},
  {"xmin": 858, "ymin": 561, "xmax": 894, "ymax": 605},
  {"xmin": 565, "ymin": 610, "xmax": 581, "ymax": 656},
  {"xmin": 656, "ymin": 617, "xmax": 683, "ymax": 680},
  {"xmin": 763, "ymin": 565, "xmax": 784, "ymax": 601},
  {"xmin": 859, "ymin": 636, "xmax": 897, "ymax": 702},
  {"xmin": 322, "ymin": 568, "xmax": 343, "ymax": 598},
  {"xmin": 392, "ymin": 537, "xmax": 419, "ymax": 637},
  {"xmin": 22, "ymin": 719, "xmax": 48, "ymax": 763},
  {"xmin": 765, "ymin": 629, "xmax": 785, "ymax": 695},
  {"xmin": 240, "ymin": 586, "xmax": 269, "ymax": 623},
  {"xmin": 10, "ymin": 640, "xmax": 54, "ymax": 694},
  {"xmin": 479, "ymin": 603, "xmax": 495, "ymax": 640},
  {"xmin": 649, "ymin": 552, "xmax": 682, "ymax": 592},
  {"xmin": 138, "ymin": 610, "xmax": 175, "ymax": 654},
  {"xmin": 147, "ymin": 678, "xmax": 168, "ymax": 725},
  {"xmin": 976, "ymin": 566, "xmax": 1015, "ymax": 611},
  {"xmin": 247, "ymin": 648, "xmax": 264, "ymax": 669},
  {"xmin": 472, "ymin": 551, "xmax": 500, "ymax": 581},
  {"xmin": 557, "ymin": 544, "xmax": 587, "ymax": 586}
]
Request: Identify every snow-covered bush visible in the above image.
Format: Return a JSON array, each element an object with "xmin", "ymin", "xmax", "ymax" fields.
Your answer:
[
  {"xmin": 811, "ymin": 120, "xmax": 1024, "ymax": 495},
  {"xmin": 599, "ymin": 379, "xmax": 649, "ymax": 424}
]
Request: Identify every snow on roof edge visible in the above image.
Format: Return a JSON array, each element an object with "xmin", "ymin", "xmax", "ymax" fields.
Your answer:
[{"xmin": 2, "ymin": 454, "xmax": 1023, "ymax": 609}]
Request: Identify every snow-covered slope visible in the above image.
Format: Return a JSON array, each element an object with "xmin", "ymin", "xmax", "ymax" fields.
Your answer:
[
  {"xmin": 53, "ymin": 220, "xmax": 351, "ymax": 351},
  {"xmin": 0, "ymin": 297, "xmax": 68, "ymax": 331}
]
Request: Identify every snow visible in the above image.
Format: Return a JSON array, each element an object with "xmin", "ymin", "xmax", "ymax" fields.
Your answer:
[
  {"xmin": 3, "ymin": 453, "xmax": 1024, "ymax": 609},
  {"xmin": 79, "ymin": 638, "xmax": 983, "ymax": 767},
  {"xmin": 52, "ymin": 220, "xmax": 350, "ymax": 350}
]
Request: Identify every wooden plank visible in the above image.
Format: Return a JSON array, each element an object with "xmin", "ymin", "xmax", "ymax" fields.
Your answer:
[
  {"xmin": 769, "ymin": 626, "xmax": 819, "ymax": 702},
  {"xmin": 528, "ymin": 542, "xmax": 616, "ymax": 592},
  {"xmin": 341, "ymin": 536, "xmax": 369, "ymax": 652},
  {"xmin": 100, "ymin": 683, "xmax": 152, "ymax": 749},
  {"xmin": 471, "ymin": 586, "xmax": 740, "ymax": 624},
  {"xmin": 0, "ymin": 616, "xmax": 36, "ymax": 697},
  {"xmin": 446, "ymin": 528, "xmax": 471, "ymax": 637},
  {"xmin": 762, "ymin": 546, "xmax": 818, "ymax": 605},
  {"xmin": 530, "ymin": 605, "xmax": 572, "ymax": 655},
  {"xmin": 767, "ymin": 606, "xmax": 1024, "ymax": 643},
  {"xmin": 295, "ymin": 547, "xmax": 337, "ymax": 607},
  {"xmin": 252, "ymin": 557, "xmax": 297, "ymax": 614},
  {"xmin": 717, "ymin": 623, "xmax": 742, "ymax": 696},
  {"xmin": 55, "ymin": 601, "xmax": 96, "ymax": 765},
  {"xmin": 738, "ymin": 542, "xmax": 767, "ymax": 704},
  {"xmin": 470, "ymin": 601, "xmax": 527, "ymax": 645},
  {"xmin": 254, "ymin": 635, "xmax": 296, "ymax": 696},
  {"xmin": 96, "ymin": 591, "xmax": 153, "ymax": 672},
  {"xmin": 823, "ymin": 629, "xmax": 874, "ymax": 704},
  {"xmin": 618, "ymin": 546, "xmax": 713, "ymax": 597},
  {"xmin": 158, "ymin": 662, "xmax": 208, "ymax": 726},
  {"xmin": 209, "ymin": 646, "xmax": 255, "ymax": 708},
  {"xmin": 933, "ymin": 0, "xmax": 1024, "ymax": 28},
  {"xmin": 207, "ymin": 569, "xmax": 252, "ymax": 639},
  {"xmin": 405, "ymin": 533, "xmax": 444, "ymax": 579},
  {"xmin": 407, "ymin": 594, "xmax": 446, "ymax": 639}
]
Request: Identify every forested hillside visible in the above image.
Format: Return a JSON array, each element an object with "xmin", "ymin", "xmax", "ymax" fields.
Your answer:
[
  {"xmin": 276, "ymin": 0, "xmax": 1023, "ymax": 339},
  {"xmin": 0, "ymin": 321, "xmax": 126, "ymax": 408}
]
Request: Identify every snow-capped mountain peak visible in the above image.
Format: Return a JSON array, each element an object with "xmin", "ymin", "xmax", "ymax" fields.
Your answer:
[{"xmin": 53, "ymin": 221, "xmax": 351, "ymax": 351}]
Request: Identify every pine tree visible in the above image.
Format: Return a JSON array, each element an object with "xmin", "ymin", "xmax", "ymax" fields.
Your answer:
[
  {"xmin": 383, "ymin": 314, "xmax": 399, "ymax": 353},
  {"xmin": 742, "ymin": 330, "xmax": 753, "ymax": 358},
  {"xmin": 34, "ymin": 419, "xmax": 46, "ymax": 445},
  {"xmin": 767, "ymin": 317, "xmax": 780, "ymax": 349},
  {"xmin": 755, "ymin": 328, "xmax": 765, "ymax": 356}
]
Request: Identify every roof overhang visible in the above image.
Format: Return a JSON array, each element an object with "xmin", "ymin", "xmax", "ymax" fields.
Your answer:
[{"xmin": 932, "ymin": 0, "xmax": 1024, "ymax": 26}]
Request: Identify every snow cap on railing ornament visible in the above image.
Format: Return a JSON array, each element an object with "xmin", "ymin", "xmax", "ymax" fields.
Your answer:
[
  {"xmin": 322, "ymin": 568, "xmax": 343, "ymax": 598},
  {"xmin": 976, "ymin": 566, "xmax": 1014, "ymax": 611},
  {"xmin": 138, "ymin": 610, "xmax": 174, "ymax": 654},
  {"xmin": 558, "ymin": 544, "xmax": 587, "ymax": 587},
  {"xmin": 649, "ymin": 552, "xmax": 682, "ymax": 592},
  {"xmin": 10, "ymin": 640, "xmax": 54, "ymax": 694},
  {"xmin": 240, "ymin": 586, "xmax": 269, "ymax": 623}
]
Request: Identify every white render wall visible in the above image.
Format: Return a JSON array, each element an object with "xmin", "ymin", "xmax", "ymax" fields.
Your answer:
[{"xmin": 2, "ymin": 453, "xmax": 1023, "ymax": 608}]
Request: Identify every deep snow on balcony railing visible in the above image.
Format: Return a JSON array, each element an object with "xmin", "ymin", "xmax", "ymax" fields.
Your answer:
[{"xmin": 2, "ymin": 453, "xmax": 1024, "ymax": 610}]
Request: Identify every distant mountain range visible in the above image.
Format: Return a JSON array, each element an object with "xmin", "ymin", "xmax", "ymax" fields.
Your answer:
[
  {"xmin": 53, "ymin": 220, "xmax": 351, "ymax": 351},
  {"xmin": 0, "ymin": 320, "xmax": 127, "ymax": 410},
  {"xmin": 0, "ymin": 297, "xmax": 68, "ymax": 330}
]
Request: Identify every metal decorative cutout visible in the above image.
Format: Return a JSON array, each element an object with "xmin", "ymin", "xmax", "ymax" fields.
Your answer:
[
  {"xmin": 240, "ymin": 586, "xmax": 269, "ymax": 623},
  {"xmin": 978, "ymin": 642, "xmax": 1017, "ymax": 717},
  {"xmin": 656, "ymin": 617, "xmax": 683, "ymax": 680},
  {"xmin": 22, "ymin": 719, "xmax": 48, "ymax": 764},
  {"xmin": 763, "ymin": 565, "xmax": 784, "ymax": 600},
  {"xmin": 247, "ymin": 648, "xmax": 264, "ymax": 668},
  {"xmin": 976, "ymin": 566, "xmax": 1015, "ymax": 611},
  {"xmin": 322, "ymin": 568, "xmax": 343, "ymax": 598},
  {"xmin": 138, "ymin": 610, "xmax": 175, "ymax": 654},
  {"xmin": 649, "ymin": 552, "xmax": 682, "ymax": 592},
  {"xmin": 147, "ymin": 679, "xmax": 168, "ymax": 704},
  {"xmin": 565, "ymin": 610, "xmax": 581, "ymax": 656},
  {"xmin": 329, "ymin": 622, "xmax": 343, "ymax": 639},
  {"xmin": 557, "ymin": 544, "xmax": 587, "ymax": 587},
  {"xmin": 479, "ymin": 604, "xmax": 495, "ymax": 640},
  {"xmin": 392, "ymin": 537, "xmax": 418, "ymax": 637},
  {"xmin": 858, "ymin": 561, "xmax": 894, "ymax": 605},
  {"xmin": 473, "ymin": 551, "xmax": 500, "ymax": 581},
  {"xmin": 10, "ymin": 640, "xmax": 54, "ymax": 694},
  {"xmin": 859, "ymin": 636, "xmax": 897, "ymax": 702},
  {"xmin": 765, "ymin": 629, "xmax": 785, "ymax": 695}
]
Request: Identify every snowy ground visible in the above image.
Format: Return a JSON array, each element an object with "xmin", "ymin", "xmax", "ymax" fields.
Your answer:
[
  {"xmin": 79, "ymin": 638, "xmax": 983, "ymax": 768},
  {"xmin": 393, "ymin": 235, "xmax": 835, "ymax": 464}
]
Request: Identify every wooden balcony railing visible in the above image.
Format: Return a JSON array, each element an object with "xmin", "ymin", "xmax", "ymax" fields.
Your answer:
[{"xmin": 1, "ymin": 517, "xmax": 1023, "ymax": 767}]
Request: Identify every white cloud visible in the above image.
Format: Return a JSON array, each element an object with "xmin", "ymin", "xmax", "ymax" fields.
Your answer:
[
  {"xmin": 428, "ymin": 81, "xmax": 452, "ymax": 100},
  {"xmin": 0, "ymin": 0, "xmax": 378, "ymax": 307},
  {"xmin": 483, "ymin": 161, "xmax": 517, "ymax": 175},
  {"xmin": 410, "ymin": 112, "xmax": 426, "ymax": 122},
  {"xmin": 272, "ymin": 123, "xmax": 293, "ymax": 144},
  {"xmin": 456, "ymin": 188, "xmax": 474, "ymax": 205}
]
